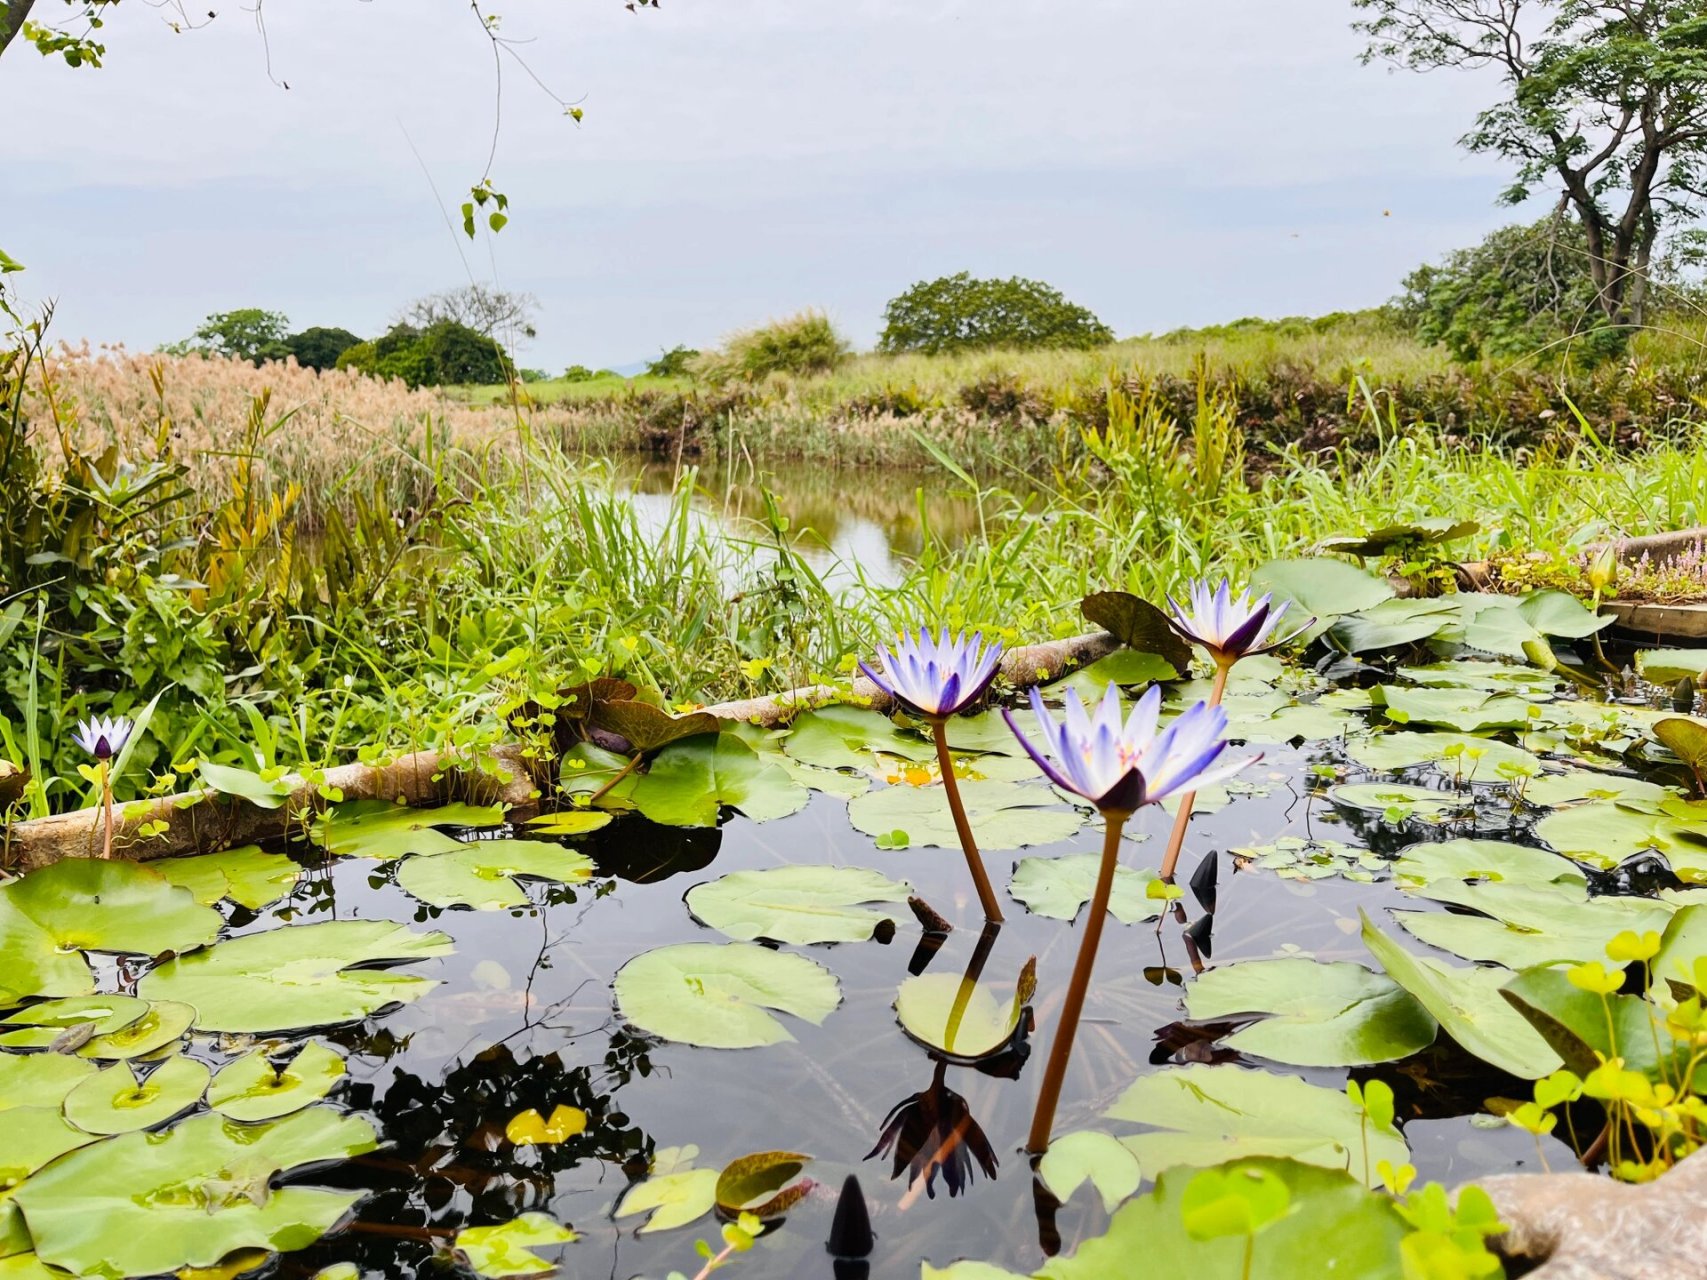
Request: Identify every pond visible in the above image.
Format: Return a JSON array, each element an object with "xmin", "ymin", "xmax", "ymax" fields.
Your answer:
[{"xmin": 4, "ymin": 571, "xmax": 1707, "ymax": 1280}]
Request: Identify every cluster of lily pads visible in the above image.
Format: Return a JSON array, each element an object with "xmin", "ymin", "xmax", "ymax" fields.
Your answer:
[{"xmin": 10, "ymin": 554, "xmax": 1707, "ymax": 1277}]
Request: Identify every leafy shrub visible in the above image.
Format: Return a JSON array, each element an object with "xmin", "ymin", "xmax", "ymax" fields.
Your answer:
[
  {"xmin": 562, "ymin": 365, "xmax": 600, "ymax": 383},
  {"xmin": 333, "ymin": 322, "xmax": 510, "ymax": 387},
  {"xmin": 879, "ymin": 273, "xmax": 1113, "ymax": 354},
  {"xmin": 645, "ymin": 346, "xmax": 700, "ymax": 378},
  {"xmin": 285, "ymin": 326, "xmax": 361, "ymax": 372},
  {"xmin": 958, "ymin": 371, "xmax": 1051, "ymax": 422},
  {"xmin": 701, "ymin": 312, "xmax": 851, "ymax": 382}
]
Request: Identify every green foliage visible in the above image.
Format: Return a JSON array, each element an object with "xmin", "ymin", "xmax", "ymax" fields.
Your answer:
[
  {"xmin": 702, "ymin": 311, "xmax": 850, "ymax": 381},
  {"xmin": 178, "ymin": 309, "xmax": 293, "ymax": 365},
  {"xmin": 284, "ymin": 326, "xmax": 362, "ymax": 372},
  {"xmin": 334, "ymin": 321, "xmax": 511, "ymax": 387},
  {"xmin": 646, "ymin": 346, "xmax": 701, "ymax": 377},
  {"xmin": 879, "ymin": 272, "xmax": 1113, "ymax": 355}
]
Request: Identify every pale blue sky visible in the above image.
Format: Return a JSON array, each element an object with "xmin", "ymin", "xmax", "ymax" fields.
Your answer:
[{"xmin": 0, "ymin": 0, "xmax": 1519, "ymax": 369}]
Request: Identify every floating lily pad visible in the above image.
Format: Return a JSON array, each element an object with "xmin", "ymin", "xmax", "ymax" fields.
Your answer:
[
  {"xmin": 715, "ymin": 1150, "xmax": 814, "ymax": 1217},
  {"xmin": 1399, "ymin": 662, "xmax": 1560, "ymax": 693},
  {"xmin": 141, "ymin": 920, "xmax": 453, "ymax": 1033},
  {"xmin": 395, "ymin": 840, "xmax": 595, "ymax": 910},
  {"xmin": 1390, "ymin": 838, "xmax": 1585, "ymax": 889},
  {"xmin": 1361, "ymin": 910, "xmax": 1560, "ymax": 1079},
  {"xmin": 152, "ymin": 846, "xmax": 302, "ymax": 910},
  {"xmin": 0, "ymin": 1108, "xmax": 103, "ymax": 1187},
  {"xmin": 63, "ymin": 1057, "xmax": 210, "ymax": 1134},
  {"xmin": 1250, "ymin": 559, "xmax": 1393, "ymax": 628},
  {"xmin": 1522, "ymin": 769, "xmax": 1674, "ymax": 808},
  {"xmin": 1637, "ymin": 649, "xmax": 1707, "ymax": 684},
  {"xmin": 0, "ymin": 860, "xmax": 223, "ymax": 1002},
  {"xmin": 0, "ymin": 1053, "xmax": 97, "ymax": 1110},
  {"xmin": 615, "ymin": 1148, "xmax": 720, "ymax": 1234},
  {"xmin": 1329, "ymin": 597, "xmax": 1461, "ymax": 653},
  {"xmin": 1008, "ymin": 854, "xmax": 1162, "ymax": 923},
  {"xmin": 310, "ymin": 799, "xmax": 506, "ymax": 859},
  {"xmin": 1655, "ymin": 717, "xmax": 1707, "ymax": 778},
  {"xmin": 79, "ymin": 1000, "xmax": 197, "ymax": 1060},
  {"xmin": 1395, "ymin": 879, "xmax": 1673, "ymax": 969},
  {"xmin": 523, "ymin": 811, "xmax": 614, "ymax": 836},
  {"xmin": 454, "ymin": 1213, "xmax": 578, "ymax": 1277},
  {"xmin": 1106, "ymin": 1064, "xmax": 1405, "ymax": 1187},
  {"xmin": 587, "ymin": 735, "xmax": 811, "ymax": 827},
  {"xmin": 895, "ymin": 958, "xmax": 1035, "ymax": 1062},
  {"xmin": 1500, "ymin": 967, "xmax": 1677, "ymax": 1084},
  {"xmin": 1328, "ymin": 782, "xmax": 1467, "ymax": 821},
  {"xmin": 207, "ymin": 1042, "xmax": 345, "ymax": 1122},
  {"xmin": 14, "ymin": 1107, "xmax": 376, "ymax": 1278},
  {"xmin": 591, "ymin": 699, "xmax": 721, "ymax": 752},
  {"xmin": 0, "ymin": 995, "xmax": 149, "ymax": 1049},
  {"xmin": 685, "ymin": 866, "xmax": 911, "ymax": 944},
  {"xmin": 613, "ymin": 942, "xmax": 840, "ymax": 1049},
  {"xmin": 1184, "ymin": 958, "xmax": 1436, "ymax": 1067},
  {"xmin": 780, "ymin": 707, "xmax": 934, "ymax": 773},
  {"xmin": 1535, "ymin": 800, "xmax": 1707, "ymax": 871},
  {"xmin": 1037, "ymin": 1130, "xmax": 1143, "ymax": 1214},
  {"xmin": 1056, "ymin": 649, "xmax": 1181, "ymax": 701},
  {"xmin": 1346, "ymin": 732, "xmax": 1540, "ymax": 779},
  {"xmin": 1377, "ymin": 687, "xmax": 1532, "ymax": 733},
  {"xmin": 849, "ymin": 779, "xmax": 1083, "ymax": 851},
  {"xmin": 1233, "ymin": 837, "xmax": 1389, "ymax": 883}
]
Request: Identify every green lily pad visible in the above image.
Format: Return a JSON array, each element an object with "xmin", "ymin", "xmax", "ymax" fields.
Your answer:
[
  {"xmin": 1636, "ymin": 649, "xmax": 1707, "ymax": 684},
  {"xmin": 780, "ymin": 706, "xmax": 935, "ymax": 773},
  {"xmin": 0, "ymin": 1109, "xmax": 103, "ymax": 1188},
  {"xmin": 0, "ymin": 860, "xmax": 223, "ymax": 1002},
  {"xmin": 1237, "ymin": 702, "xmax": 1359, "ymax": 746},
  {"xmin": 0, "ymin": 995, "xmax": 149, "ymax": 1049},
  {"xmin": 1395, "ymin": 879, "xmax": 1674, "ymax": 969},
  {"xmin": 591, "ymin": 699, "xmax": 720, "ymax": 753},
  {"xmin": 895, "ymin": 958, "xmax": 1035, "ymax": 1062},
  {"xmin": 1361, "ymin": 910, "xmax": 1560, "ymax": 1079},
  {"xmin": 0, "ymin": 1254, "xmax": 63, "ymax": 1278},
  {"xmin": 523, "ymin": 810, "xmax": 614, "ymax": 836},
  {"xmin": 583, "ymin": 734, "xmax": 811, "ymax": 827},
  {"xmin": 1390, "ymin": 838, "xmax": 1585, "ymax": 889},
  {"xmin": 715, "ymin": 1149, "xmax": 814, "ymax": 1217},
  {"xmin": 1535, "ymin": 800, "xmax": 1707, "ymax": 871},
  {"xmin": 1250, "ymin": 559, "xmax": 1393, "ymax": 630},
  {"xmin": 1377, "ymin": 687, "xmax": 1532, "ymax": 733},
  {"xmin": 1522, "ymin": 769, "xmax": 1675, "ymax": 808},
  {"xmin": 151, "ymin": 846, "xmax": 302, "ymax": 910},
  {"xmin": 1399, "ymin": 662, "xmax": 1560, "ymax": 693},
  {"xmin": 1654, "ymin": 904, "xmax": 1707, "ymax": 992},
  {"xmin": 614, "ymin": 1147, "xmax": 719, "ymax": 1234},
  {"xmin": 310, "ymin": 799, "xmax": 506, "ymax": 859},
  {"xmin": 613, "ymin": 942, "xmax": 840, "ymax": 1049},
  {"xmin": 1328, "ymin": 597, "xmax": 1461, "ymax": 654},
  {"xmin": 1106, "ymin": 1064, "xmax": 1405, "ymax": 1187},
  {"xmin": 1008, "ymin": 854, "xmax": 1162, "ymax": 923},
  {"xmin": 0, "ymin": 1053, "xmax": 97, "ymax": 1110},
  {"xmin": 1346, "ymin": 732, "xmax": 1540, "ymax": 779},
  {"xmin": 849, "ymin": 779, "xmax": 1083, "ymax": 851},
  {"xmin": 1056, "ymin": 649, "xmax": 1182, "ymax": 702},
  {"xmin": 1500, "ymin": 967, "xmax": 1678, "ymax": 1085},
  {"xmin": 454, "ymin": 1213, "xmax": 578, "ymax": 1277},
  {"xmin": 1079, "ymin": 592, "xmax": 1194, "ymax": 672},
  {"xmin": 1184, "ymin": 958, "xmax": 1437, "ymax": 1067},
  {"xmin": 1655, "ymin": 717, "xmax": 1707, "ymax": 777},
  {"xmin": 208, "ymin": 1042, "xmax": 346, "ymax": 1122},
  {"xmin": 1036, "ymin": 1130, "xmax": 1143, "ymax": 1214},
  {"xmin": 1233, "ymin": 837, "xmax": 1389, "ymax": 883},
  {"xmin": 1515, "ymin": 590, "xmax": 1613, "ymax": 639},
  {"xmin": 1318, "ymin": 518, "xmax": 1479, "ymax": 558},
  {"xmin": 1328, "ymin": 783, "xmax": 1468, "ymax": 821},
  {"xmin": 14, "ymin": 1107, "xmax": 376, "ymax": 1278},
  {"xmin": 62, "ymin": 1057, "xmax": 210, "ymax": 1134},
  {"xmin": 79, "ymin": 1000, "xmax": 197, "ymax": 1060},
  {"xmin": 685, "ymin": 866, "xmax": 911, "ymax": 944},
  {"xmin": 395, "ymin": 840, "xmax": 595, "ymax": 910},
  {"xmin": 141, "ymin": 920, "xmax": 453, "ymax": 1033}
]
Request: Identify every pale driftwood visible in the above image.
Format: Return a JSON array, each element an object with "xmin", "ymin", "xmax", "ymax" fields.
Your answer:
[
  {"xmin": 4, "ymin": 631, "xmax": 1120, "ymax": 869},
  {"xmin": 1475, "ymin": 1149, "xmax": 1707, "ymax": 1279}
]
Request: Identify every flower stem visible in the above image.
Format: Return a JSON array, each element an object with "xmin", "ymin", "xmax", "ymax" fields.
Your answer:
[
  {"xmin": 931, "ymin": 719, "xmax": 1003, "ymax": 923},
  {"xmin": 100, "ymin": 761, "xmax": 113, "ymax": 860},
  {"xmin": 1027, "ymin": 811, "xmax": 1127, "ymax": 1154},
  {"xmin": 588, "ymin": 752, "xmax": 643, "ymax": 805},
  {"xmin": 1157, "ymin": 660, "xmax": 1231, "ymax": 882}
]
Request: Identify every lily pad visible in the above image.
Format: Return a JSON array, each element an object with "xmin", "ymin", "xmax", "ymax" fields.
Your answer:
[
  {"xmin": 0, "ymin": 1053, "xmax": 97, "ymax": 1110},
  {"xmin": 1250, "ymin": 558, "xmax": 1393, "ymax": 625},
  {"xmin": 1395, "ymin": 879, "xmax": 1673, "ymax": 969},
  {"xmin": 1500, "ymin": 967, "xmax": 1677, "ymax": 1084},
  {"xmin": 715, "ymin": 1150, "xmax": 814, "ymax": 1217},
  {"xmin": 524, "ymin": 810, "xmax": 614, "ymax": 836},
  {"xmin": 780, "ymin": 706, "xmax": 935, "ymax": 773},
  {"xmin": 613, "ymin": 942, "xmax": 840, "ymax": 1049},
  {"xmin": 685, "ymin": 866, "xmax": 911, "ymax": 944},
  {"xmin": 207, "ymin": 1042, "xmax": 346, "ymax": 1122},
  {"xmin": 1346, "ymin": 732, "xmax": 1540, "ymax": 779},
  {"xmin": 0, "ymin": 995, "xmax": 149, "ymax": 1049},
  {"xmin": 310, "ymin": 799, "xmax": 506, "ymax": 859},
  {"xmin": 1036, "ymin": 1130, "xmax": 1143, "ymax": 1214},
  {"xmin": 141, "ymin": 920, "xmax": 453, "ymax": 1033},
  {"xmin": 454, "ymin": 1213, "xmax": 578, "ymax": 1277},
  {"xmin": 590, "ymin": 699, "xmax": 721, "ymax": 752},
  {"xmin": 594, "ymin": 735, "xmax": 811, "ymax": 827},
  {"xmin": 152, "ymin": 846, "xmax": 302, "ymax": 910},
  {"xmin": 1079, "ymin": 592, "xmax": 1193, "ymax": 672},
  {"xmin": 1057, "ymin": 649, "xmax": 1181, "ymax": 700},
  {"xmin": 1390, "ymin": 838, "xmax": 1585, "ymax": 889},
  {"xmin": 1655, "ymin": 717, "xmax": 1707, "ymax": 780},
  {"xmin": 79, "ymin": 1000, "xmax": 197, "ymax": 1060},
  {"xmin": 894, "ymin": 958, "xmax": 1035, "ymax": 1062},
  {"xmin": 1361, "ymin": 910, "xmax": 1560, "ymax": 1079},
  {"xmin": 1377, "ymin": 687, "xmax": 1531, "ymax": 733},
  {"xmin": 1008, "ymin": 854, "xmax": 1162, "ymax": 924},
  {"xmin": 0, "ymin": 1108, "xmax": 105, "ymax": 1188},
  {"xmin": 395, "ymin": 840, "xmax": 595, "ymax": 910},
  {"xmin": 1328, "ymin": 782, "xmax": 1468, "ymax": 821},
  {"xmin": 1106, "ymin": 1064, "xmax": 1405, "ymax": 1186},
  {"xmin": 1535, "ymin": 800, "xmax": 1707, "ymax": 871},
  {"xmin": 14, "ymin": 1107, "xmax": 376, "ymax": 1278},
  {"xmin": 849, "ymin": 779, "xmax": 1083, "ymax": 851},
  {"xmin": 1184, "ymin": 958, "xmax": 1436, "ymax": 1067},
  {"xmin": 1328, "ymin": 597, "xmax": 1461, "ymax": 653},
  {"xmin": 62, "ymin": 1057, "xmax": 211, "ymax": 1134},
  {"xmin": 0, "ymin": 860, "xmax": 223, "ymax": 1002},
  {"xmin": 615, "ymin": 1148, "xmax": 720, "ymax": 1234},
  {"xmin": 1522, "ymin": 769, "xmax": 1674, "ymax": 808},
  {"xmin": 1636, "ymin": 649, "xmax": 1707, "ymax": 684}
]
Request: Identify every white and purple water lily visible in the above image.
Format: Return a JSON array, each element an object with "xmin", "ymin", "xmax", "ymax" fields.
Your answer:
[
  {"xmin": 74, "ymin": 715, "xmax": 133, "ymax": 762},
  {"xmin": 1167, "ymin": 578, "xmax": 1312, "ymax": 665},
  {"xmin": 1004, "ymin": 684, "xmax": 1252, "ymax": 818},
  {"xmin": 860, "ymin": 628, "xmax": 1003, "ymax": 720}
]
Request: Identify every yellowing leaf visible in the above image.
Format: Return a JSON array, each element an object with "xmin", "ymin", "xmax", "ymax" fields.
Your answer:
[{"xmin": 505, "ymin": 1105, "xmax": 588, "ymax": 1146}]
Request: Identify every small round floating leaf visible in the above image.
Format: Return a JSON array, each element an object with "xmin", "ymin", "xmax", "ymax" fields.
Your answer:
[
  {"xmin": 454, "ymin": 1213, "xmax": 578, "ymax": 1278},
  {"xmin": 523, "ymin": 810, "xmax": 613, "ymax": 836},
  {"xmin": 1184, "ymin": 957, "xmax": 1437, "ymax": 1067},
  {"xmin": 1377, "ymin": 687, "xmax": 1531, "ymax": 733},
  {"xmin": 0, "ymin": 995, "xmax": 149, "ymax": 1049},
  {"xmin": 1328, "ymin": 783, "xmax": 1468, "ymax": 821},
  {"xmin": 0, "ymin": 1052, "xmax": 97, "ymax": 1110},
  {"xmin": 614, "ymin": 942, "xmax": 840, "ymax": 1049},
  {"xmin": 311, "ymin": 799, "xmax": 506, "ymax": 859},
  {"xmin": 1037, "ymin": 1130, "xmax": 1142, "ymax": 1214},
  {"xmin": 151, "ymin": 845, "xmax": 302, "ymax": 910},
  {"xmin": 850, "ymin": 779, "xmax": 1083, "ymax": 851},
  {"xmin": 62, "ymin": 1057, "xmax": 210, "ymax": 1134},
  {"xmin": 1250, "ymin": 558, "xmax": 1393, "ymax": 623},
  {"xmin": 504, "ymin": 1104, "xmax": 587, "ymax": 1146},
  {"xmin": 895, "ymin": 958, "xmax": 1035, "ymax": 1062},
  {"xmin": 686, "ymin": 866, "xmax": 911, "ymax": 944},
  {"xmin": 207, "ymin": 1042, "xmax": 346, "ymax": 1122},
  {"xmin": 78, "ymin": 1000, "xmax": 197, "ymax": 1060},
  {"xmin": 1008, "ymin": 854, "xmax": 1162, "ymax": 923},
  {"xmin": 1523, "ymin": 769, "xmax": 1674, "ymax": 808},
  {"xmin": 615, "ymin": 1164, "xmax": 720, "ymax": 1235},
  {"xmin": 715, "ymin": 1150, "xmax": 813, "ymax": 1218},
  {"xmin": 395, "ymin": 840, "xmax": 595, "ymax": 910},
  {"xmin": 140, "ymin": 920, "xmax": 453, "ymax": 1033},
  {"xmin": 14, "ymin": 1107, "xmax": 377, "ymax": 1278},
  {"xmin": 1180, "ymin": 1165, "xmax": 1291, "ymax": 1241}
]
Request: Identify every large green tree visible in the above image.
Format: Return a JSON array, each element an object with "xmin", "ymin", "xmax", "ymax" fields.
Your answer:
[
  {"xmin": 878, "ymin": 273, "xmax": 1113, "ymax": 355},
  {"xmin": 1354, "ymin": 0, "xmax": 1707, "ymax": 330}
]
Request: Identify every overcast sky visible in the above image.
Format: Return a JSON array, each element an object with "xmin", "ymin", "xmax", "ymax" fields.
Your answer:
[{"xmin": 0, "ymin": 0, "xmax": 1521, "ymax": 369}]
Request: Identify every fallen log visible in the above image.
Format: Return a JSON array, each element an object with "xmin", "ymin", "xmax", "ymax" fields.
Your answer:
[{"xmin": 3, "ymin": 631, "xmax": 1120, "ymax": 870}]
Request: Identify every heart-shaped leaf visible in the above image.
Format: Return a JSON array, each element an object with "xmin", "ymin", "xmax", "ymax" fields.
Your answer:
[
  {"xmin": 395, "ymin": 840, "xmax": 595, "ymax": 910},
  {"xmin": 613, "ymin": 942, "xmax": 840, "ymax": 1049},
  {"xmin": 207, "ymin": 1042, "xmax": 346, "ymax": 1122},
  {"xmin": 62, "ymin": 1057, "xmax": 210, "ymax": 1134},
  {"xmin": 454, "ymin": 1213, "xmax": 578, "ymax": 1278},
  {"xmin": 686, "ymin": 866, "xmax": 911, "ymax": 944},
  {"xmin": 590, "ymin": 700, "xmax": 721, "ymax": 753},
  {"xmin": 894, "ymin": 957, "xmax": 1036, "ymax": 1062},
  {"xmin": 1079, "ymin": 592, "xmax": 1192, "ymax": 672}
]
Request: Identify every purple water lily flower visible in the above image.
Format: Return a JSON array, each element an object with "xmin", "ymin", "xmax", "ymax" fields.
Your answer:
[
  {"xmin": 73, "ymin": 715, "xmax": 133, "ymax": 762},
  {"xmin": 860, "ymin": 628, "xmax": 1003, "ymax": 720},
  {"xmin": 1003, "ymin": 684, "xmax": 1251, "ymax": 817},
  {"xmin": 1166, "ymin": 578, "xmax": 1313, "ymax": 663}
]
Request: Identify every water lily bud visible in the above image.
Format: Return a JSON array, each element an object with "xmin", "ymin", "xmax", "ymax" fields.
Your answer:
[
  {"xmin": 1588, "ymin": 544, "xmax": 1618, "ymax": 593},
  {"xmin": 1673, "ymin": 677, "xmax": 1697, "ymax": 713},
  {"xmin": 1521, "ymin": 638, "xmax": 1558, "ymax": 673},
  {"xmin": 827, "ymin": 1175, "xmax": 874, "ymax": 1258}
]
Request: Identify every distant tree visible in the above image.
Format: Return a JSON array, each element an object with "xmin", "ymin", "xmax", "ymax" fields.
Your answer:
[
  {"xmin": 400, "ymin": 285, "xmax": 539, "ymax": 347},
  {"xmin": 332, "ymin": 320, "xmax": 509, "ymax": 387},
  {"xmin": 1353, "ymin": 0, "xmax": 1707, "ymax": 332},
  {"xmin": 645, "ymin": 346, "xmax": 699, "ymax": 378},
  {"xmin": 181, "ymin": 309, "xmax": 292, "ymax": 365},
  {"xmin": 284, "ymin": 326, "xmax": 362, "ymax": 372},
  {"xmin": 562, "ymin": 364, "xmax": 601, "ymax": 382},
  {"xmin": 878, "ymin": 273, "xmax": 1114, "ymax": 355}
]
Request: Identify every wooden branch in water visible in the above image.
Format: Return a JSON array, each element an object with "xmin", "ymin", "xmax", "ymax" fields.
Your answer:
[{"xmin": 3, "ymin": 631, "xmax": 1119, "ymax": 869}]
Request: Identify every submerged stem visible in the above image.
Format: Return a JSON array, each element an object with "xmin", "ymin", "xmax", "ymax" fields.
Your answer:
[
  {"xmin": 1157, "ymin": 660, "xmax": 1231, "ymax": 882},
  {"xmin": 1027, "ymin": 811, "xmax": 1127, "ymax": 1153},
  {"xmin": 931, "ymin": 719, "xmax": 1004, "ymax": 923}
]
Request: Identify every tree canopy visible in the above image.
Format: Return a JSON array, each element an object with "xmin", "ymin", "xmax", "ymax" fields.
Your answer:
[{"xmin": 878, "ymin": 273, "xmax": 1114, "ymax": 355}]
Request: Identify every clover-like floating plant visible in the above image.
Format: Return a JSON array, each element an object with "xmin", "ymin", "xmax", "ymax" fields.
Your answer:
[
  {"xmin": 1156, "ymin": 578, "xmax": 1309, "ymax": 880},
  {"xmin": 74, "ymin": 714, "xmax": 132, "ymax": 859},
  {"xmin": 861, "ymin": 628, "xmax": 1006, "ymax": 922},
  {"xmin": 1005, "ymin": 683, "xmax": 1252, "ymax": 1152}
]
